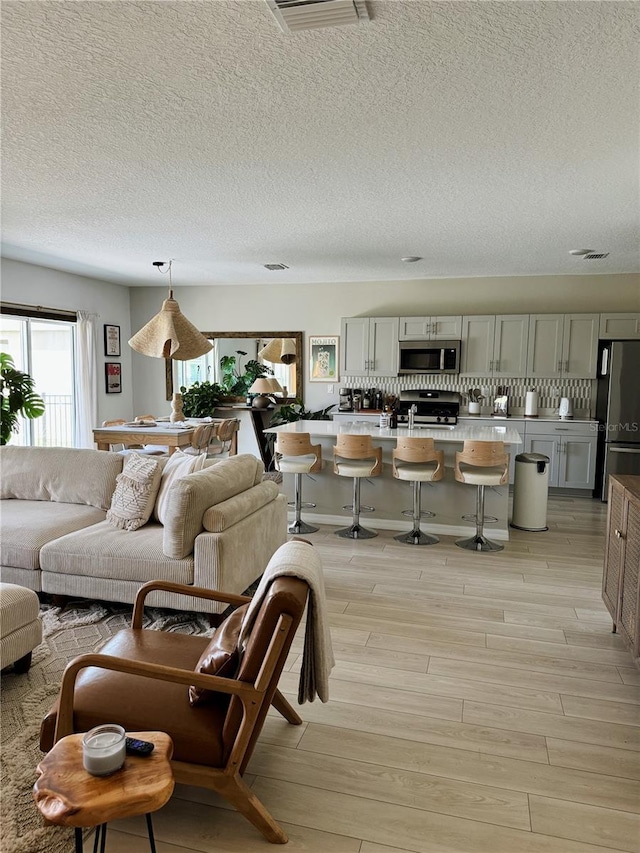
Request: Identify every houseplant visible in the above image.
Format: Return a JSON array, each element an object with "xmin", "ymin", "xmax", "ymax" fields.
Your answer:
[
  {"xmin": 0, "ymin": 352, "xmax": 45, "ymax": 445},
  {"xmin": 179, "ymin": 380, "xmax": 222, "ymax": 418},
  {"xmin": 219, "ymin": 351, "xmax": 273, "ymax": 399}
]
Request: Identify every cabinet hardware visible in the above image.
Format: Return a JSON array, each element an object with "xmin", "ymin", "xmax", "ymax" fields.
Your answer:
[
  {"xmin": 557, "ymin": 360, "xmax": 562, "ymax": 372},
  {"xmin": 489, "ymin": 360, "xmax": 494, "ymax": 371},
  {"xmin": 495, "ymin": 360, "xmax": 500, "ymax": 372},
  {"xmin": 615, "ymin": 529, "xmax": 626, "ymax": 540}
]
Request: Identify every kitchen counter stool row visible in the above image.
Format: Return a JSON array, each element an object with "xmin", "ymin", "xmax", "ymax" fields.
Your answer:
[{"xmin": 274, "ymin": 432, "xmax": 510, "ymax": 553}]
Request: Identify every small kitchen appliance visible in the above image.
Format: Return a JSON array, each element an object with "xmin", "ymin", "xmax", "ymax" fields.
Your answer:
[
  {"xmin": 492, "ymin": 386, "xmax": 510, "ymax": 418},
  {"xmin": 558, "ymin": 397, "xmax": 573, "ymax": 420},
  {"xmin": 398, "ymin": 341, "xmax": 461, "ymax": 375},
  {"xmin": 397, "ymin": 390, "xmax": 460, "ymax": 426},
  {"xmin": 338, "ymin": 388, "xmax": 352, "ymax": 411}
]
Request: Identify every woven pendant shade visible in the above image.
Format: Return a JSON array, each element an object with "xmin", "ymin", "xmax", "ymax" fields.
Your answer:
[
  {"xmin": 258, "ymin": 337, "xmax": 296, "ymax": 364},
  {"xmin": 128, "ymin": 294, "xmax": 212, "ymax": 360}
]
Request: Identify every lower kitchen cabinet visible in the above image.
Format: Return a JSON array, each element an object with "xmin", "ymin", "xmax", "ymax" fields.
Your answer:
[
  {"xmin": 602, "ymin": 475, "xmax": 640, "ymax": 666},
  {"xmin": 524, "ymin": 421, "xmax": 597, "ymax": 489}
]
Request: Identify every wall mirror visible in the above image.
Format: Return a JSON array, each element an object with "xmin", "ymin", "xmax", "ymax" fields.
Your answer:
[{"xmin": 167, "ymin": 331, "xmax": 303, "ymax": 402}]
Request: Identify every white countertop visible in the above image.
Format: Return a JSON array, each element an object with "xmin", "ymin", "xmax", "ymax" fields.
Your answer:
[
  {"xmin": 265, "ymin": 420, "xmax": 523, "ymax": 444},
  {"xmin": 333, "ymin": 412, "xmax": 596, "ymax": 424}
]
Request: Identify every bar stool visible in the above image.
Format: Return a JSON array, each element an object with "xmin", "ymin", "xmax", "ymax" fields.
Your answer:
[
  {"xmin": 454, "ymin": 440, "xmax": 509, "ymax": 552},
  {"xmin": 274, "ymin": 432, "xmax": 322, "ymax": 535},
  {"xmin": 392, "ymin": 436, "xmax": 444, "ymax": 546},
  {"xmin": 333, "ymin": 434, "xmax": 382, "ymax": 540}
]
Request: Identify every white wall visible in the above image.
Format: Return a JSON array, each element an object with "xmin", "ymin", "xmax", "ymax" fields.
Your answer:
[
  {"xmin": 3, "ymin": 260, "xmax": 637, "ymax": 421},
  {"xmin": 1, "ymin": 258, "xmax": 134, "ymax": 423},
  {"xmin": 130, "ymin": 272, "xmax": 640, "ymax": 414}
]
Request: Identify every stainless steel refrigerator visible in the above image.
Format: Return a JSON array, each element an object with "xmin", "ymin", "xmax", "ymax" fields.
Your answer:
[{"xmin": 596, "ymin": 340, "xmax": 640, "ymax": 500}]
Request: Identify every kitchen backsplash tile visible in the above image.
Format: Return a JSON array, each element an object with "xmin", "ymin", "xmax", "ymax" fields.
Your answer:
[{"xmin": 341, "ymin": 375, "xmax": 596, "ymax": 417}]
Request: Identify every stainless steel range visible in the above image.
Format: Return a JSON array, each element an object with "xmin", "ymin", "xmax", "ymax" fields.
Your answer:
[{"xmin": 397, "ymin": 390, "xmax": 460, "ymax": 426}]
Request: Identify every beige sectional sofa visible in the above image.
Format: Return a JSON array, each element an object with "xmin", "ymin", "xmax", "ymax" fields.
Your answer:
[{"xmin": 0, "ymin": 446, "xmax": 287, "ymax": 613}]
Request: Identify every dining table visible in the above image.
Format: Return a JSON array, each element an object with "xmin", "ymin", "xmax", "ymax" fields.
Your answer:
[{"xmin": 92, "ymin": 422, "xmax": 214, "ymax": 455}]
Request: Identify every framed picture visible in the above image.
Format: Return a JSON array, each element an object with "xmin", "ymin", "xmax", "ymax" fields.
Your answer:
[
  {"xmin": 308, "ymin": 335, "xmax": 339, "ymax": 383},
  {"xmin": 104, "ymin": 324, "xmax": 121, "ymax": 357},
  {"xmin": 105, "ymin": 362, "xmax": 122, "ymax": 394}
]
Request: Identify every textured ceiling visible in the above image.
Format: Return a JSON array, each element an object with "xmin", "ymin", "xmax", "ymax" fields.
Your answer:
[{"xmin": 2, "ymin": 0, "xmax": 639, "ymax": 286}]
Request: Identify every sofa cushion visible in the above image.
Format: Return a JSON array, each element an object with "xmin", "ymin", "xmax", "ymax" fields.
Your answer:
[
  {"xmin": 154, "ymin": 450, "xmax": 206, "ymax": 525},
  {"xmin": 0, "ymin": 446, "xmax": 123, "ymax": 510},
  {"xmin": 188, "ymin": 604, "xmax": 248, "ymax": 706},
  {"xmin": 107, "ymin": 453, "xmax": 163, "ymax": 531},
  {"xmin": 0, "ymin": 500, "xmax": 107, "ymax": 571},
  {"xmin": 40, "ymin": 521, "xmax": 194, "ymax": 585},
  {"xmin": 163, "ymin": 455, "xmax": 265, "ymax": 560}
]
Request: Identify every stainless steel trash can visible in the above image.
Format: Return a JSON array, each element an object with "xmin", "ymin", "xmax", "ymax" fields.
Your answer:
[{"xmin": 511, "ymin": 452, "xmax": 550, "ymax": 531}]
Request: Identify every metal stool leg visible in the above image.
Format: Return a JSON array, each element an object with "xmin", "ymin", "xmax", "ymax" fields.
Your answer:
[
  {"xmin": 456, "ymin": 484, "xmax": 503, "ymax": 552},
  {"xmin": 75, "ymin": 828, "xmax": 84, "ymax": 853},
  {"xmin": 395, "ymin": 480, "xmax": 439, "ymax": 546},
  {"xmin": 336, "ymin": 477, "xmax": 377, "ymax": 539},
  {"xmin": 146, "ymin": 813, "xmax": 157, "ymax": 853},
  {"xmin": 288, "ymin": 472, "xmax": 318, "ymax": 535}
]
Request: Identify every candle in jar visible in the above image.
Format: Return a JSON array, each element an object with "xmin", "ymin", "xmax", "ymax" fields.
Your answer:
[{"xmin": 82, "ymin": 724, "xmax": 126, "ymax": 776}]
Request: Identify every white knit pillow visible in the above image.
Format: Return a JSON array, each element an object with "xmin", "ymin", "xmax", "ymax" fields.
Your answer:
[
  {"xmin": 106, "ymin": 453, "xmax": 164, "ymax": 531},
  {"xmin": 154, "ymin": 450, "xmax": 206, "ymax": 526}
]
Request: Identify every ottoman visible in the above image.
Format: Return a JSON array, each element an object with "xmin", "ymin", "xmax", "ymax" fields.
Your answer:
[{"xmin": 0, "ymin": 583, "xmax": 42, "ymax": 673}]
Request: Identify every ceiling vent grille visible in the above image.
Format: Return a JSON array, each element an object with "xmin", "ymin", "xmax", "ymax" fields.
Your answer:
[
  {"xmin": 264, "ymin": 263, "xmax": 290, "ymax": 271},
  {"xmin": 583, "ymin": 253, "xmax": 609, "ymax": 260},
  {"xmin": 266, "ymin": 0, "xmax": 370, "ymax": 33}
]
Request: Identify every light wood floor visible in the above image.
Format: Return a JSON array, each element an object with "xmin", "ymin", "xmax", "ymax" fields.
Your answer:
[{"xmin": 108, "ymin": 494, "xmax": 640, "ymax": 853}]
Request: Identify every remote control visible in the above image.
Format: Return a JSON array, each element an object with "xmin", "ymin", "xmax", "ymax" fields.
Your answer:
[{"xmin": 125, "ymin": 737, "xmax": 155, "ymax": 756}]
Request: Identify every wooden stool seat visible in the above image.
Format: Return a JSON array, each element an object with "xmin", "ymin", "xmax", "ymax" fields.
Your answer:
[
  {"xmin": 275, "ymin": 433, "xmax": 322, "ymax": 534},
  {"xmin": 34, "ymin": 730, "xmax": 174, "ymax": 852},
  {"xmin": 333, "ymin": 434, "xmax": 382, "ymax": 540},
  {"xmin": 454, "ymin": 441, "xmax": 509, "ymax": 552},
  {"xmin": 392, "ymin": 437, "xmax": 444, "ymax": 546}
]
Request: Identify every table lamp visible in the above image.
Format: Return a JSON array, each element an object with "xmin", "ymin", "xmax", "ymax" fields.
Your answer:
[{"xmin": 249, "ymin": 378, "xmax": 282, "ymax": 408}]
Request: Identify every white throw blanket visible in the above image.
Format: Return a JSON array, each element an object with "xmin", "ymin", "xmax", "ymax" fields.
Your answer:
[{"xmin": 238, "ymin": 540, "xmax": 335, "ymax": 703}]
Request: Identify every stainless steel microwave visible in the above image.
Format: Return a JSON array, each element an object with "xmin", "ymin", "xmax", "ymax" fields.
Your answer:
[{"xmin": 398, "ymin": 340, "xmax": 461, "ymax": 374}]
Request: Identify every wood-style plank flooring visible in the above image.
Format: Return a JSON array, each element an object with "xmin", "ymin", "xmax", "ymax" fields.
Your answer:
[{"xmin": 108, "ymin": 494, "xmax": 640, "ymax": 852}]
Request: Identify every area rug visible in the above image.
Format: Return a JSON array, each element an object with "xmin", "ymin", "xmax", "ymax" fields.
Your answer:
[{"xmin": 1, "ymin": 598, "xmax": 216, "ymax": 853}]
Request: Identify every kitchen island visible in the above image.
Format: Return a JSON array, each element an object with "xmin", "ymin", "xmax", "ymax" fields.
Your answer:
[{"xmin": 264, "ymin": 420, "xmax": 523, "ymax": 540}]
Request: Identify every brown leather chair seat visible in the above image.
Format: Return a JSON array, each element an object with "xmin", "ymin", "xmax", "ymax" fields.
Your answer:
[{"xmin": 40, "ymin": 629, "xmax": 228, "ymax": 766}]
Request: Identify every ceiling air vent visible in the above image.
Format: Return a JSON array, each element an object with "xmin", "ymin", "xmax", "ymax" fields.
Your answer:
[
  {"xmin": 583, "ymin": 253, "xmax": 610, "ymax": 260},
  {"xmin": 266, "ymin": 0, "xmax": 370, "ymax": 33},
  {"xmin": 264, "ymin": 263, "xmax": 290, "ymax": 271}
]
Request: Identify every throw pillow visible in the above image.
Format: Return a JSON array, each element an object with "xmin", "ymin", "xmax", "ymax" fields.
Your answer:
[
  {"xmin": 106, "ymin": 453, "xmax": 164, "ymax": 531},
  {"xmin": 153, "ymin": 449, "xmax": 206, "ymax": 526},
  {"xmin": 188, "ymin": 604, "xmax": 248, "ymax": 706}
]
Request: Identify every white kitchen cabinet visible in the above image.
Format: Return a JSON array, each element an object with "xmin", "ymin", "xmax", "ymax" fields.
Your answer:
[
  {"xmin": 524, "ymin": 421, "xmax": 598, "ymax": 489},
  {"xmin": 398, "ymin": 316, "xmax": 462, "ymax": 341},
  {"xmin": 460, "ymin": 315, "xmax": 528, "ymax": 377},
  {"xmin": 527, "ymin": 313, "xmax": 598, "ymax": 379},
  {"xmin": 341, "ymin": 317, "xmax": 399, "ymax": 377},
  {"xmin": 599, "ymin": 313, "xmax": 640, "ymax": 340}
]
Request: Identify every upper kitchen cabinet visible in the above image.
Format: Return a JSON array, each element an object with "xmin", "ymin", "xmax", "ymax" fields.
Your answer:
[
  {"xmin": 398, "ymin": 316, "xmax": 462, "ymax": 341},
  {"xmin": 460, "ymin": 315, "xmax": 528, "ymax": 377},
  {"xmin": 341, "ymin": 317, "xmax": 399, "ymax": 377},
  {"xmin": 527, "ymin": 313, "xmax": 598, "ymax": 379},
  {"xmin": 599, "ymin": 313, "xmax": 640, "ymax": 340}
]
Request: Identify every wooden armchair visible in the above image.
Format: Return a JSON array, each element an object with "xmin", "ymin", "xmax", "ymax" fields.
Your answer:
[{"xmin": 40, "ymin": 573, "xmax": 309, "ymax": 843}]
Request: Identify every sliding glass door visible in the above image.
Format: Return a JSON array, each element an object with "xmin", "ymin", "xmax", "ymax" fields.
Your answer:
[{"xmin": 1, "ymin": 315, "xmax": 76, "ymax": 446}]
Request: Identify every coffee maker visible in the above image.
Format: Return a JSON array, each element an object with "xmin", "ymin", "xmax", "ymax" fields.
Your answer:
[{"xmin": 339, "ymin": 388, "xmax": 353, "ymax": 411}]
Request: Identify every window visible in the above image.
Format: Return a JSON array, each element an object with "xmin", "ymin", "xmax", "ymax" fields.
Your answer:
[{"xmin": 1, "ymin": 313, "xmax": 76, "ymax": 446}]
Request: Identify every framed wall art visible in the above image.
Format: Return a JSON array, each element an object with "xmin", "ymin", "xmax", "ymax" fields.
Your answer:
[
  {"xmin": 105, "ymin": 362, "xmax": 122, "ymax": 394},
  {"xmin": 308, "ymin": 335, "xmax": 339, "ymax": 383},
  {"xmin": 104, "ymin": 324, "xmax": 121, "ymax": 357}
]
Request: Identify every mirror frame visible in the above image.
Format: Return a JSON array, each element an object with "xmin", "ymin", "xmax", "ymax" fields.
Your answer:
[{"xmin": 166, "ymin": 330, "xmax": 303, "ymax": 402}]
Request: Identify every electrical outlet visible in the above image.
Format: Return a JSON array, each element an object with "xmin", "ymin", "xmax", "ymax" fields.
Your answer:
[{"xmin": 328, "ymin": 384, "xmax": 334, "ymax": 394}]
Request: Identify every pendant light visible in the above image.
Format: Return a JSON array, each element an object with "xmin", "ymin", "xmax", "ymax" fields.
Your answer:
[{"xmin": 128, "ymin": 261, "xmax": 213, "ymax": 360}]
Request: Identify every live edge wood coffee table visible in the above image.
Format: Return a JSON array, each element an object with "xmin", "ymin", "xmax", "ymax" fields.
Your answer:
[{"xmin": 34, "ymin": 731, "xmax": 174, "ymax": 853}]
